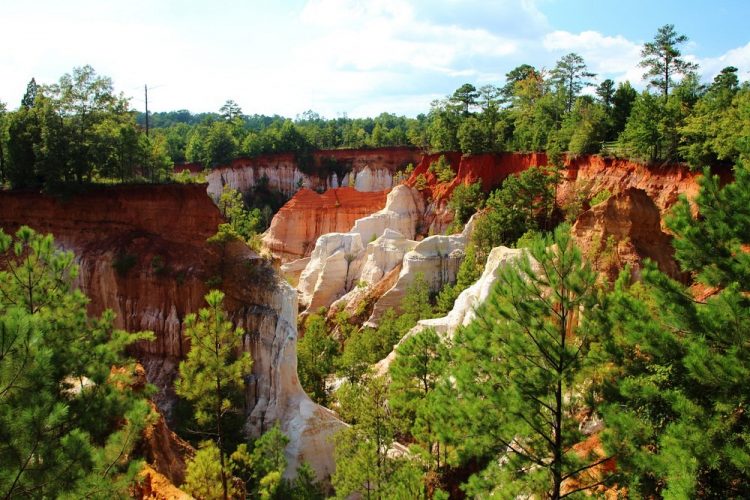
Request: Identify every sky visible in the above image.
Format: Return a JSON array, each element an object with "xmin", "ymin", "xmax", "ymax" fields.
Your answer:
[{"xmin": 2, "ymin": 0, "xmax": 749, "ymax": 118}]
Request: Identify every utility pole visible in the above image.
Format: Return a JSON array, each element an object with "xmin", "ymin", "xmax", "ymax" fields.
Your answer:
[{"xmin": 144, "ymin": 84, "xmax": 149, "ymax": 137}]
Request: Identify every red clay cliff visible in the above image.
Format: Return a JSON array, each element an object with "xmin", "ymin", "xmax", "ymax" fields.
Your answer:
[{"xmin": 263, "ymin": 187, "xmax": 389, "ymax": 261}]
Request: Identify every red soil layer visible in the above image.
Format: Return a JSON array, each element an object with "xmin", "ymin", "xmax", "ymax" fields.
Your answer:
[
  {"xmin": 263, "ymin": 187, "xmax": 389, "ymax": 261},
  {"xmin": 405, "ymin": 152, "xmax": 549, "ymax": 200},
  {"xmin": 405, "ymin": 152, "xmax": 722, "ymax": 217}
]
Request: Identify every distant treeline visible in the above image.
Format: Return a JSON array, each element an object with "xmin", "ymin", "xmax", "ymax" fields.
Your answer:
[{"xmin": 1, "ymin": 25, "xmax": 747, "ymax": 191}]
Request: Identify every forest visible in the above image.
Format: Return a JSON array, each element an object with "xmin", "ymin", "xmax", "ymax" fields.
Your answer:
[
  {"xmin": 0, "ymin": 26, "xmax": 747, "ymax": 191},
  {"xmin": 0, "ymin": 23, "xmax": 749, "ymax": 499}
]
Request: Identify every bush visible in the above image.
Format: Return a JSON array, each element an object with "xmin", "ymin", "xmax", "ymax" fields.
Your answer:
[
  {"xmin": 414, "ymin": 173, "xmax": 428, "ymax": 190},
  {"xmin": 429, "ymin": 155, "xmax": 455, "ymax": 183},
  {"xmin": 448, "ymin": 180, "xmax": 485, "ymax": 227}
]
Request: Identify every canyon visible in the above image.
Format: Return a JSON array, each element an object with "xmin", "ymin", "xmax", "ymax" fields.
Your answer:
[
  {"xmin": 0, "ymin": 184, "xmax": 342, "ymax": 486},
  {"xmin": 0, "ymin": 147, "xmax": 715, "ymax": 495}
]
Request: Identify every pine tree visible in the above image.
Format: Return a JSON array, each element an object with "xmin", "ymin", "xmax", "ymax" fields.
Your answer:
[
  {"xmin": 332, "ymin": 375, "xmax": 424, "ymax": 499},
  {"xmin": 0, "ymin": 226, "xmax": 153, "ymax": 497},
  {"xmin": 389, "ymin": 327, "xmax": 449, "ymax": 474},
  {"xmin": 448, "ymin": 225, "xmax": 609, "ymax": 498},
  {"xmin": 297, "ymin": 313, "xmax": 338, "ymax": 405},
  {"xmin": 175, "ymin": 290, "xmax": 252, "ymax": 500},
  {"xmin": 640, "ymin": 24, "xmax": 698, "ymax": 99},
  {"xmin": 595, "ymin": 162, "xmax": 750, "ymax": 497}
]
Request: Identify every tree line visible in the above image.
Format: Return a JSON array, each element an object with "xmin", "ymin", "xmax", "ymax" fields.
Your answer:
[
  {"xmin": 0, "ymin": 66, "xmax": 172, "ymax": 191},
  {"xmin": 130, "ymin": 23, "xmax": 750, "ymax": 169},
  {"xmin": 2, "ymin": 24, "xmax": 745, "ymax": 192}
]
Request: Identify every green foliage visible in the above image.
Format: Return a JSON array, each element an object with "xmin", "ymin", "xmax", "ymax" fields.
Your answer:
[
  {"xmin": 4, "ymin": 66, "xmax": 171, "ymax": 189},
  {"xmin": 472, "ymin": 166, "xmax": 560, "ymax": 257},
  {"xmin": 389, "ymin": 328, "xmax": 449, "ymax": 470},
  {"xmin": 679, "ymin": 69, "xmax": 748, "ymax": 167},
  {"xmin": 414, "ymin": 173, "xmax": 428, "ymax": 190},
  {"xmin": 332, "ymin": 375, "xmax": 425, "ymax": 499},
  {"xmin": 175, "ymin": 290, "xmax": 252, "ymax": 500},
  {"xmin": 428, "ymin": 155, "xmax": 456, "ymax": 183},
  {"xmin": 217, "ymin": 185, "xmax": 263, "ymax": 244},
  {"xmin": 447, "ymin": 180, "xmax": 485, "ymax": 229},
  {"xmin": 669, "ymin": 163, "xmax": 750, "ymax": 288},
  {"xmin": 445, "ymin": 225, "xmax": 606, "ymax": 498},
  {"xmin": 297, "ymin": 313, "xmax": 338, "ymax": 405},
  {"xmin": 550, "ymin": 52, "xmax": 596, "ymax": 113},
  {"xmin": 590, "ymin": 188, "xmax": 612, "ymax": 206},
  {"xmin": 565, "ymin": 96, "xmax": 609, "ymax": 154},
  {"xmin": 640, "ymin": 24, "xmax": 698, "ymax": 98},
  {"xmin": 184, "ymin": 441, "xmax": 243, "ymax": 500},
  {"xmin": 248, "ymin": 424, "xmax": 288, "ymax": 498},
  {"xmin": 457, "ymin": 116, "xmax": 492, "ymax": 154},
  {"xmin": 0, "ymin": 226, "xmax": 154, "ymax": 497},
  {"xmin": 336, "ymin": 308, "xmax": 402, "ymax": 382},
  {"xmin": 617, "ymin": 90, "xmax": 664, "ymax": 161},
  {"xmin": 337, "ymin": 273, "xmax": 434, "ymax": 382},
  {"xmin": 591, "ymin": 162, "xmax": 750, "ymax": 497}
]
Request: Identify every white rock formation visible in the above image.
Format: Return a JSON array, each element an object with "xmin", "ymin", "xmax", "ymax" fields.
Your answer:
[
  {"xmin": 297, "ymin": 185, "xmax": 425, "ymax": 312},
  {"xmin": 298, "ymin": 233, "xmax": 365, "ymax": 312},
  {"xmin": 374, "ymin": 246, "xmax": 527, "ymax": 375},
  {"xmin": 350, "ymin": 185, "xmax": 424, "ymax": 243},
  {"xmin": 359, "ymin": 228, "xmax": 416, "ymax": 284},
  {"xmin": 243, "ymin": 276, "xmax": 344, "ymax": 481},
  {"xmin": 280, "ymin": 257, "xmax": 310, "ymax": 286},
  {"xmin": 366, "ymin": 216, "xmax": 476, "ymax": 325},
  {"xmin": 349, "ymin": 165, "xmax": 393, "ymax": 192}
]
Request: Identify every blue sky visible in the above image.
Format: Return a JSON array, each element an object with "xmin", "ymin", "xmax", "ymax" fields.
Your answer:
[{"xmin": 2, "ymin": 0, "xmax": 749, "ymax": 117}]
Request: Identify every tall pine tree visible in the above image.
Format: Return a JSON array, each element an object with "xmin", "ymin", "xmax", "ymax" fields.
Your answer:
[
  {"xmin": 175, "ymin": 290, "xmax": 252, "ymax": 500},
  {"xmin": 595, "ymin": 162, "xmax": 750, "ymax": 497},
  {"xmin": 447, "ymin": 225, "xmax": 609, "ymax": 498},
  {"xmin": 0, "ymin": 226, "xmax": 153, "ymax": 497}
]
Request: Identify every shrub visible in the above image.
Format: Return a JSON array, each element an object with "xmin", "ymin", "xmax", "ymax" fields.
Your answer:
[{"xmin": 429, "ymin": 155, "xmax": 455, "ymax": 183}]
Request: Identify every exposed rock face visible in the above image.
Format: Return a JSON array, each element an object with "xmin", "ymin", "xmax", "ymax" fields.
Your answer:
[
  {"xmin": 350, "ymin": 185, "xmax": 425, "ymax": 243},
  {"xmin": 296, "ymin": 185, "xmax": 426, "ymax": 313},
  {"xmin": 367, "ymin": 222, "xmax": 473, "ymax": 325},
  {"xmin": 263, "ymin": 187, "xmax": 388, "ymax": 262},
  {"xmin": 0, "ymin": 184, "xmax": 342, "ymax": 482},
  {"xmin": 135, "ymin": 465, "xmax": 191, "ymax": 500},
  {"xmin": 572, "ymin": 188, "xmax": 683, "ymax": 280},
  {"xmin": 328, "ymin": 263, "xmax": 403, "ymax": 328},
  {"xmin": 558, "ymin": 155, "xmax": 708, "ymax": 217},
  {"xmin": 207, "ymin": 146, "xmax": 420, "ymax": 200},
  {"xmin": 298, "ymin": 232, "xmax": 365, "ymax": 314},
  {"xmin": 406, "ymin": 152, "xmax": 548, "ymax": 202},
  {"xmin": 375, "ymin": 245, "xmax": 527, "ymax": 375},
  {"xmin": 140, "ymin": 402, "xmax": 194, "ymax": 487},
  {"xmin": 404, "ymin": 152, "xmax": 548, "ymax": 233},
  {"xmin": 359, "ymin": 228, "xmax": 415, "ymax": 284}
]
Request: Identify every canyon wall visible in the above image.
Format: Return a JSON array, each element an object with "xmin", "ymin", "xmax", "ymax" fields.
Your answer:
[
  {"xmin": 404, "ymin": 152, "xmax": 709, "ymax": 229},
  {"xmin": 0, "ymin": 184, "xmax": 342, "ymax": 481},
  {"xmin": 559, "ymin": 155, "xmax": 710, "ymax": 217},
  {"xmin": 206, "ymin": 146, "xmax": 420, "ymax": 200},
  {"xmin": 572, "ymin": 187, "xmax": 684, "ymax": 280},
  {"xmin": 263, "ymin": 187, "xmax": 388, "ymax": 262}
]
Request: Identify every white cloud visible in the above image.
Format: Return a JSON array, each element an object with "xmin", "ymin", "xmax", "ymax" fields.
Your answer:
[
  {"xmin": 697, "ymin": 41, "xmax": 750, "ymax": 82},
  {"xmin": 543, "ymin": 30, "xmax": 642, "ymax": 83},
  {"xmin": 5, "ymin": 1, "xmax": 747, "ymax": 119}
]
